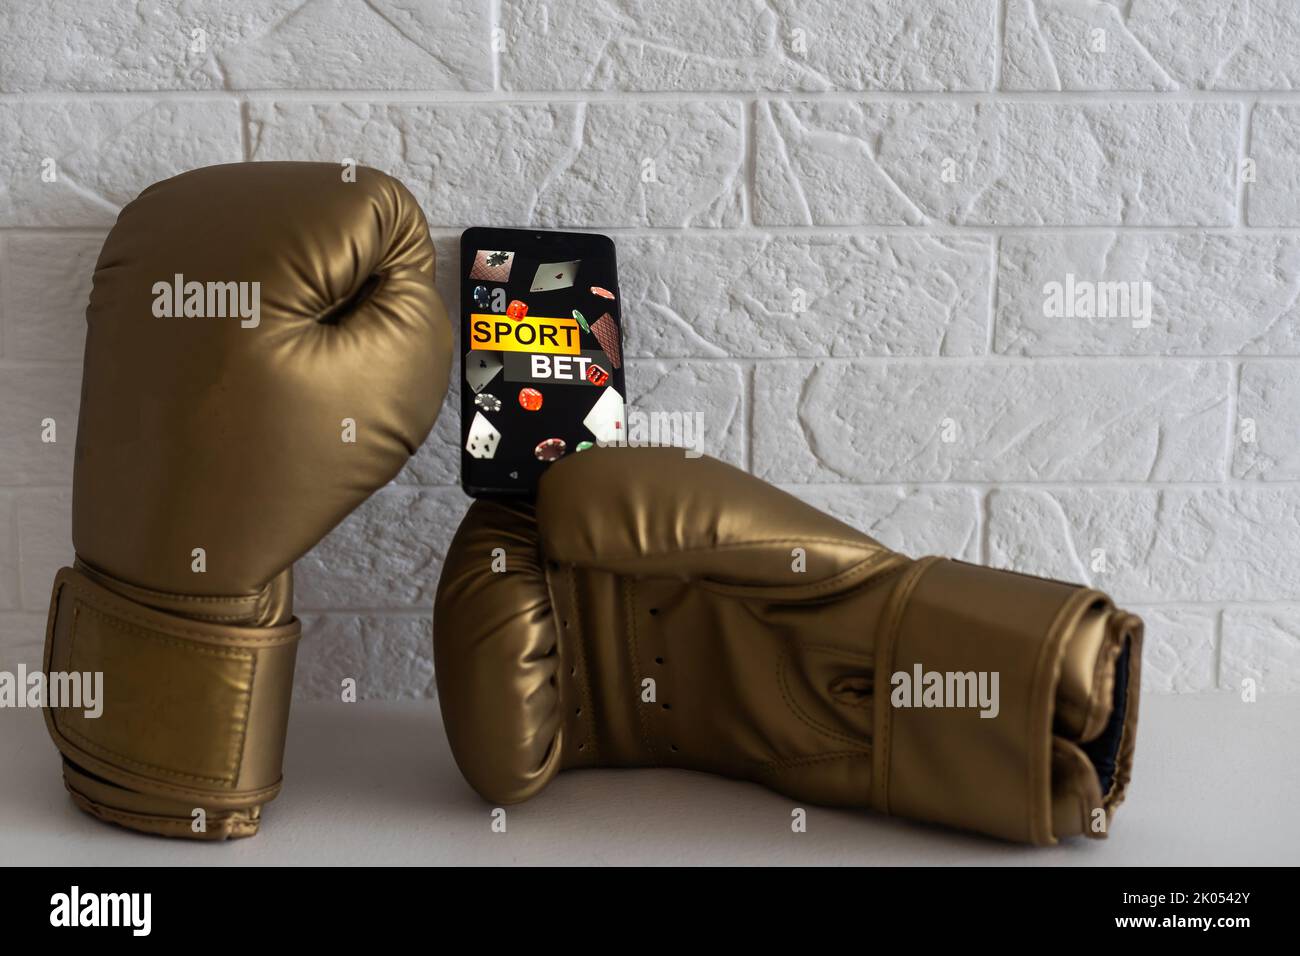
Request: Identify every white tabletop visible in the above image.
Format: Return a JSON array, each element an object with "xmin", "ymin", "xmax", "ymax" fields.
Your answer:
[{"xmin": 2, "ymin": 692, "xmax": 1295, "ymax": 866}]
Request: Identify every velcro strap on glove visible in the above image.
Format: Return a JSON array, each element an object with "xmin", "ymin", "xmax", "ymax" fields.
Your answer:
[
  {"xmin": 43, "ymin": 567, "xmax": 301, "ymax": 809},
  {"xmin": 871, "ymin": 558, "xmax": 1140, "ymax": 846}
]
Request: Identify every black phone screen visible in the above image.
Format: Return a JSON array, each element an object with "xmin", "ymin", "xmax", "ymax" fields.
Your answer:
[{"xmin": 460, "ymin": 227, "xmax": 626, "ymax": 498}]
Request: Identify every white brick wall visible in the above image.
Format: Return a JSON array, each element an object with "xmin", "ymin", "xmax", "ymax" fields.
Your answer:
[{"xmin": 2, "ymin": 1, "xmax": 1297, "ymax": 698}]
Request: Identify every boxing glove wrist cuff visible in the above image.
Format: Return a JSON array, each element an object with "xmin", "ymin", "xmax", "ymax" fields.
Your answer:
[
  {"xmin": 872, "ymin": 558, "xmax": 1142, "ymax": 846},
  {"xmin": 43, "ymin": 567, "xmax": 301, "ymax": 810},
  {"xmin": 60, "ymin": 760, "xmax": 264, "ymax": 840}
]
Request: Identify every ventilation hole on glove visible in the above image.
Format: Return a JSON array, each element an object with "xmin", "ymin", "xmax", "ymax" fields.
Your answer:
[
  {"xmin": 829, "ymin": 674, "xmax": 873, "ymax": 705},
  {"xmin": 575, "ymin": 707, "xmax": 582, "ymax": 717},
  {"xmin": 562, "ymin": 619, "xmax": 570, "ymax": 628},
  {"xmin": 648, "ymin": 607, "xmax": 659, "ymax": 616},
  {"xmin": 655, "ymin": 656, "xmax": 664, "ymax": 665},
  {"xmin": 549, "ymin": 675, "xmax": 557, "ymax": 687},
  {"xmin": 317, "ymin": 273, "xmax": 382, "ymax": 325},
  {"xmin": 577, "ymin": 743, "xmax": 585, "ymax": 752},
  {"xmin": 662, "ymin": 703, "xmax": 672, "ymax": 711},
  {"xmin": 570, "ymin": 666, "xmax": 576, "ymax": 676},
  {"xmin": 670, "ymin": 744, "xmax": 679, "ymax": 753}
]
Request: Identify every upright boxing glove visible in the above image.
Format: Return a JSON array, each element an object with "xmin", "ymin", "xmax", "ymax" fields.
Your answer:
[
  {"xmin": 435, "ymin": 449, "xmax": 1142, "ymax": 845},
  {"xmin": 43, "ymin": 162, "xmax": 450, "ymax": 839}
]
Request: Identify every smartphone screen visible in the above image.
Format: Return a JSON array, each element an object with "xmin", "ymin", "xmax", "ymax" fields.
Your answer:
[{"xmin": 460, "ymin": 227, "xmax": 627, "ymax": 497}]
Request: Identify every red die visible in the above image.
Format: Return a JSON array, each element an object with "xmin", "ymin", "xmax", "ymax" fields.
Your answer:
[
  {"xmin": 506, "ymin": 299, "xmax": 528, "ymax": 321},
  {"xmin": 518, "ymin": 387, "xmax": 543, "ymax": 411},
  {"xmin": 586, "ymin": 363, "xmax": 610, "ymax": 387}
]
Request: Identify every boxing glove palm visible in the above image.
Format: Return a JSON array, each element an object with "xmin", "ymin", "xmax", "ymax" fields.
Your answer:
[
  {"xmin": 435, "ymin": 449, "xmax": 1141, "ymax": 845},
  {"xmin": 43, "ymin": 162, "xmax": 450, "ymax": 839}
]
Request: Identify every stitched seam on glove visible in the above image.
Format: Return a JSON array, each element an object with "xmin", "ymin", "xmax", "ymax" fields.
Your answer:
[
  {"xmin": 757, "ymin": 750, "xmax": 871, "ymax": 775},
  {"xmin": 60, "ymin": 572, "xmax": 299, "ymax": 647},
  {"xmin": 75, "ymin": 558, "xmax": 268, "ymax": 622},
  {"xmin": 624, "ymin": 578, "xmax": 656, "ymax": 764},
  {"xmin": 561, "ymin": 564, "xmax": 599, "ymax": 762},
  {"xmin": 70, "ymin": 792, "xmax": 258, "ymax": 839},
  {"xmin": 871, "ymin": 556, "xmax": 942, "ymax": 816}
]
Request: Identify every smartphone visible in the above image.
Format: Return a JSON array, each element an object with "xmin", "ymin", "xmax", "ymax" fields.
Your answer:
[{"xmin": 460, "ymin": 227, "xmax": 627, "ymax": 498}]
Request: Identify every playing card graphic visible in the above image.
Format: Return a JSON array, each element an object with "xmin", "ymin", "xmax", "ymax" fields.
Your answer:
[
  {"xmin": 582, "ymin": 386, "xmax": 625, "ymax": 445},
  {"xmin": 530, "ymin": 260, "xmax": 580, "ymax": 293},
  {"xmin": 469, "ymin": 249, "xmax": 515, "ymax": 283},
  {"xmin": 465, "ymin": 350, "xmax": 503, "ymax": 394},
  {"xmin": 466, "ymin": 412, "xmax": 501, "ymax": 459}
]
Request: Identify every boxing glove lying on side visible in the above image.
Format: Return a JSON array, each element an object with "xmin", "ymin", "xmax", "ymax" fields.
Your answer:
[
  {"xmin": 435, "ymin": 449, "xmax": 1141, "ymax": 845},
  {"xmin": 43, "ymin": 162, "xmax": 451, "ymax": 839}
]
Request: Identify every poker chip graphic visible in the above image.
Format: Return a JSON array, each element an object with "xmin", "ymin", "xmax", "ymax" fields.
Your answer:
[
  {"xmin": 591, "ymin": 312, "xmax": 621, "ymax": 369},
  {"xmin": 534, "ymin": 438, "xmax": 566, "ymax": 462},
  {"xmin": 474, "ymin": 393, "xmax": 502, "ymax": 413}
]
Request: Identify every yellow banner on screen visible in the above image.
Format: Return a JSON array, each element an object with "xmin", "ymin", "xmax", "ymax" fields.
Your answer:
[{"xmin": 469, "ymin": 314, "xmax": 582, "ymax": 355}]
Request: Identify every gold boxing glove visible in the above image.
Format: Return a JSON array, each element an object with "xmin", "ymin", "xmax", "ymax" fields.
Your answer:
[
  {"xmin": 435, "ymin": 449, "xmax": 1142, "ymax": 845},
  {"xmin": 43, "ymin": 162, "xmax": 451, "ymax": 839}
]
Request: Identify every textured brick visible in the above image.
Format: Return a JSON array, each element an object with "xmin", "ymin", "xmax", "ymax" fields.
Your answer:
[
  {"xmin": 1130, "ymin": 607, "xmax": 1218, "ymax": 694},
  {"xmin": 0, "ymin": 0, "xmax": 491, "ymax": 92},
  {"xmin": 1002, "ymin": 0, "xmax": 1174, "ymax": 91},
  {"xmin": 1004, "ymin": 0, "xmax": 1300, "ymax": 91},
  {"xmin": 784, "ymin": 485, "xmax": 980, "ymax": 561},
  {"xmin": 0, "ymin": 101, "xmax": 241, "ymax": 227},
  {"xmin": 1247, "ymin": 105, "xmax": 1300, "ymax": 227},
  {"xmin": 754, "ymin": 100, "xmax": 1238, "ymax": 226},
  {"xmin": 220, "ymin": 0, "xmax": 492, "ymax": 91},
  {"xmin": 1221, "ymin": 610, "xmax": 1300, "ymax": 693},
  {"xmin": 988, "ymin": 488, "xmax": 1300, "ymax": 603},
  {"xmin": 249, "ymin": 101, "xmax": 745, "ymax": 228},
  {"xmin": 621, "ymin": 234, "xmax": 991, "ymax": 358},
  {"xmin": 0, "ymin": 0, "xmax": 223, "ymax": 91},
  {"xmin": 624, "ymin": 361, "xmax": 746, "ymax": 467},
  {"xmin": 15, "ymin": 490, "xmax": 70, "ymax": 610},
  {"xmin": 396, "ymin": 390, "xmax": 460, "ymax": 486},
  {"xmin": 295, "ymin": 486, "xmax": 469, "ymax": 610},
  {"xmin": 0, "ymin": 367, "xmax": 81, "ymax": 485},
  {"xmin": 1235, "ymin": 363, "xmax": 1300, "ymax": 479},
  {"xmin": 296, "ymin": 613, "xmax": 434, "ymax": 700},
  {"xmin": 3, "ymin": 235, "xmax": 100, "ymax": 361},
  {"xmin": 754, "ymin": 360, "xmax": 1229, "ymax": 483},
  {"xmin": 500, "ymin": 0, "xmax": 995, "ymax": 91},
  {"xmin": 996, "ymin": 234, "xmax": 1300, "ymax": 356}
]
